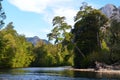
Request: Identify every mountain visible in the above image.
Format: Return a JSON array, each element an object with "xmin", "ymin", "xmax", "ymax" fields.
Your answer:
[
  {"xmin": 26, "ymin": 36, "xmax": 50, "ymax": 45},
  {"xmin": 100, "ymin": 4, "xmax": 118, "ymax": 18},
  {"xmin": 100, "ymin": 4, "xmax": 120, "ymax": 21}
]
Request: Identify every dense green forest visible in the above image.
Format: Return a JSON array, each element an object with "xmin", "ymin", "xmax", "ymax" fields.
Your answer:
[{"xmin": 0, "ymin": 1, "xmax": 120, "ymax": 68}]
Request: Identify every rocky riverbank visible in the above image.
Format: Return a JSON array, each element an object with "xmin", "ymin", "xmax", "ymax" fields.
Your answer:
[
  {"xmin": 69, "ymin": 61, "xmax": 120, "ymax": 74},
  {"xmin": 70, "ymin": 68, "xmax": 120, "ymax": 74}
]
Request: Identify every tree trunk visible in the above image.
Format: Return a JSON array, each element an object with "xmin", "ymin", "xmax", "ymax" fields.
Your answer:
[
  {"xmin": 97, "ymin": 32, "xmax": 102, "ymax": 50},
  {"xmin": 75, "ymin": 44, "xmax": 85, "ymax": 58}
]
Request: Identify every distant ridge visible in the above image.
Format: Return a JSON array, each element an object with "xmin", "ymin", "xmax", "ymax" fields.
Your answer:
[{"xmin": 26, "ymin": 36, "xmax": 50, "ymax": 45}]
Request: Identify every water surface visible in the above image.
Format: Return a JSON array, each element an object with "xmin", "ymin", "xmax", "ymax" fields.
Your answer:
[{"xmin": 0, "ymin": 67, "xmax": 120, "ymax": 80}]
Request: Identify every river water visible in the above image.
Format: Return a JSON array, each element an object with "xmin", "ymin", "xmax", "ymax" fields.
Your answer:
[{"xmin": 0, "ymin": 67, "xmax": 120, "ymax": 80}]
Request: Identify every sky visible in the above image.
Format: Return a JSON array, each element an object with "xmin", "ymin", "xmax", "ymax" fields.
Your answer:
[{"xmin": 2, "ymin": 0, "xmax": 120, "ymax": 40}]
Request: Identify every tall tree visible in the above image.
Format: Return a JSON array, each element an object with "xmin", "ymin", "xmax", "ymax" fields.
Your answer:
[
  {"xmin": 0, "ymin": 0, "xmax": 6, "ymax": 28},
  {"xmin": 47, "ymin": 16, "xmax": 74, "ymax": 66},
  {"xmin": 72, "ymin": 3, "xmax": 108, "ymax": 68},
  {"xmin": 47, "ymin": 16, "xmax": 71, "ymax": 44}
]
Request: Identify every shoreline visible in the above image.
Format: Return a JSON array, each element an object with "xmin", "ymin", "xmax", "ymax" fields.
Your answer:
[{"xmin": 69, "ymin": 68, "xmax": 120, "ymax": 74}]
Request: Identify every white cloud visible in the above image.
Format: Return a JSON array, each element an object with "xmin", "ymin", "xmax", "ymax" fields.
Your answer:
[
  {"xmin": 53, "ymin": 7, "xmax": 78, "ymax": 26},
  {"xmin": 8, "ymin": 0, "xmax": 85, "ymax": 28},
  {"xmin": 8, "ymin": 0, "xmax": 50, "ymax": 13},
  {"xmin": 7, "ymin": 0, "xmax": 104, "ymax": 39},
  {"xmin": 44, "ymin": 7, "xmax": 78, "ymax": 26},
  {"xmin": 8, "ymin": 0, "xmax": 73, "ymax": 13},
  {"xmin": 8, "ymin": 0, "xmax": 79, "ymax": 24}
]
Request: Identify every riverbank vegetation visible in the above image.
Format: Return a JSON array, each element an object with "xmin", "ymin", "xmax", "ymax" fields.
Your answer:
[{"xmin": 0, "ymin": 1, "xmax": 120, "ymax": 69}]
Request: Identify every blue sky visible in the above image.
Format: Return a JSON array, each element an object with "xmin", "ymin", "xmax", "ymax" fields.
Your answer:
[{"xmin": 2, "ymin": 0, "xmax": 120, "ymax": 39}]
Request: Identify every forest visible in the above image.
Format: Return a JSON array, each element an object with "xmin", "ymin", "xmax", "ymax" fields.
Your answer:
[{"xmin": 0, "ymin": 1, "xmax": 120, "ymax": 68}]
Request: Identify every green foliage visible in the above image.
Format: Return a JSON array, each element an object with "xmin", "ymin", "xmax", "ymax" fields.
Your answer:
[
  {"xmin": 80, "ymin": 40, "xmax": 110, "ymax": 68},
  {"xmin": 79, "ymin": 28, "xmax": 116, "ymax": 68},
  {"xmin": 101, "ymin": 39, "xmax": 109, "ymax": 51},
  {"xmin": 32, "ymin": 40, "xmax": 74, "ymax": 67},
  {"xmin": 0, "ymin": 22, "xmax": 34, "ymax": 68},
  {"xmin": 72, "ymin": 3, "xmax": 108, "ymax": 68},
  {"xmin": 81, "ymin": 51, "xmax": 110, "ymax": 68},
  {"xmin": 105, "ymin": 19, "xmax": 120, "ymax": 64},
  {"xmin": 47, "ymin": 16, "xmax": 71, "ymax": 44},
  {"xmin": 45, "ymin": 16, "xmax": 74, "ymax": 67},
  {"xmin": 1, "ymin": 1, "xmax": 119, "ymax": 68}
]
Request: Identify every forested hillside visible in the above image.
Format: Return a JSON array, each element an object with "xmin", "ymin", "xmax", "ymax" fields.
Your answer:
[{"xmin": 0, "ymin": 1, "xmax": 120, "ymax": 68}]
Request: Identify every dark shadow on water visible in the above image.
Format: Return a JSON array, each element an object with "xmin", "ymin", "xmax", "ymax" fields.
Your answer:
[{"xmin": 73, "ymin": 71, "xmax": 120, "ymax": 79}]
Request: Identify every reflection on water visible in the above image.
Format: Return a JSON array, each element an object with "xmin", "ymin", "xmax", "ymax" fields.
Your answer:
[{"xmin": 0, "ymin": 67, "xmax": 120, "ymax": 80}]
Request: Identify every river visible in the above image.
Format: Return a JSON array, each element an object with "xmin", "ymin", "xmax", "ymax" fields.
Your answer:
[{"xmin": 0, "ymin": 67, "xmax": 120, "ymax": 80}]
